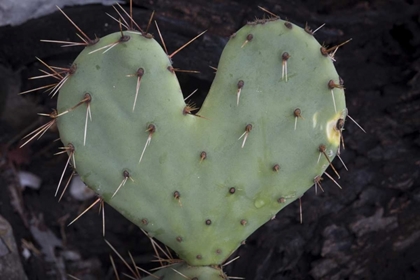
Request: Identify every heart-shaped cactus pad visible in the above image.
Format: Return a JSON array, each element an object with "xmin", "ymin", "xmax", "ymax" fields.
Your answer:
[{"xmin": 57, "ymin": 18, "xmax": 346, "ymax": 267}]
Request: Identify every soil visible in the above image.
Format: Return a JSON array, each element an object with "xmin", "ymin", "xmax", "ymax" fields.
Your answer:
[{"xmin": 0, "ymin": 0, "xmax": 420, "ymax": 279}]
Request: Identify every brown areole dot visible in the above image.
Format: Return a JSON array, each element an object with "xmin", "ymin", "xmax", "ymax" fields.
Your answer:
[
  {"xmin": 137, "ymin": 123, "xmax": 156, "ymax": 164},
  {"xmin": 327, "ymin": 80, "xmax": 342, "ymax": 113},
  {"xmin": 84, "ymin": 92, "xmax": 92, "ymax": 104},
  {"xmin": 173, "ymin": 191, "xmax": 180, "ymax": 199},
  {"xmin": 328, "ymin": 80, "xmax": 343, "ymax": 89},
  {"xmin": 67, "ymin": 143, "xmax": 75, "ymax": 153},
  {"xmin": 147, "ymin": 123, "xmax": 156, "ymax": 134},
  {"xmin": 320, "ymin": 46, "xmax": 329, "ymax": 56},
  {"xmin": 89, "ymin": 37, "xmax": 100, "ymax": 45},
  {"xmin": 236, "ymin": 80, "xmax": 245, "ymax": 105},
  {"xmin": 240, "ymin": 219, "xmax": 247, "ymax": 226},
  {"xmin": 141, "ymin": 218, "xmax": 148, "ymax": 225},
  {"xmin": 273, "ymin": 164, "xmax": 280, "ymax": 172},
  {"xmin": 294, "ymin": 108, "xmax": 302, "ymax": 118},
  {"xmin": 216, "ymin": 249, "xmax": 222, "ymax": 254},
  {"xmin": 281, "ymin": 52, "xmax": 291, "ymax": 82},
  {"xmin": 277, "ymin": 197, "xmax": 286, "ymax": 203},
  {"xmin": 136, "ymin": 67, "xmax": 145, "ymax": 77},
  {"xmin": 176, "ymin": 236, "xmax": 183, "ymax": 242},
  {"xmin": 293, "ymin": 108, "xmax": 303, "ymax": 130},
  {"xmin": 284, "ymin": 22, "xmax": 293, "ymax": 29},
  {"xmin": 229, "ymin": 187, "xmax": 236, "ymax": 194},
  {"xmin": 200, "ymin": 151, "xmax": 207, "ymax": 161},
  {"xmin": 239, "ymin": 124, "xmax": 253, "ymax": 148},
  {"xmin": 68, "ymin": 64, "xmax": 77, "ymax": 75},
  {"xmin": 196, "ymin": 255, "xmax": 202, "ymax": 260},
  {"xmin": 245, "ymin": 123, "xmax": 253, "ymax": 132},
  {"xmin": 205, "ymin": 219, "xmax": 212, "ymax": 225},
  {"xmin": 120, "ymin": 34, "xmax": 130, "ymax": 42},
  {"xmin": 320, "ymin": 39, "xmax": 352, "ymax": 59},
  {"xmin": 111, "ymin": 169, "xmax": 132, "ymax": 197},
  {"xmin": 62, "ymin": 92, "xmax": 91, "ymax": 113},
  {"xmin": 167, "ymin": 66, "xmax": 174, "ymax": 73},
  {"xmin": 241, "ymin": 34, "xmax": 253, "ymax": 48},
  {"xmin": 130, "ymin": 68, "xmax": 146, "ymax": 112}
]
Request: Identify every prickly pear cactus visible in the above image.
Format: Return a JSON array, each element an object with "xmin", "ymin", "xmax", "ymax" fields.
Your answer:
[{"xmin": 27, "ymin": 6, "xmax": 350, "ymax": 278}]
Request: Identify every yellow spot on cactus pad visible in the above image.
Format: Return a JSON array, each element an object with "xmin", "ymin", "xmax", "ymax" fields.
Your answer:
[{"xmin": 326, "ymin": 113, "xmax": 342, "ymax": 146}]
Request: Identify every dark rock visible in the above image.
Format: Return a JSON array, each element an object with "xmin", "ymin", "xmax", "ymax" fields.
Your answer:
[{"xmin": 0, "ymin": 215, "xmax": 28, "ymax": 280}]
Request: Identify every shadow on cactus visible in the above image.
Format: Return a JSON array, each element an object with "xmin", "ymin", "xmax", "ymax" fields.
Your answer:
[{"xmin": 20, "ymin": 2, "xmax": 365, "ymax": 279}]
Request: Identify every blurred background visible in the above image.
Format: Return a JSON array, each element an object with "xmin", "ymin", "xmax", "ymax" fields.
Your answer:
[{"xmin": 0, "ymin": 0, "xmax": 419, "ymax": 279}]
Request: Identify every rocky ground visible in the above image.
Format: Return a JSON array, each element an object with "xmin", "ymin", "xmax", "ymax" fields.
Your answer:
[{"xmin": 0, "ymin": 0, "xmax": 419, "ymax": 279}]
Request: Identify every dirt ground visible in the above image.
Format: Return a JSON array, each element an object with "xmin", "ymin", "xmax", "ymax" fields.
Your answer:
[{"xmin": 0, "ymin": 0, "xmax": 420, "ymax": 279}]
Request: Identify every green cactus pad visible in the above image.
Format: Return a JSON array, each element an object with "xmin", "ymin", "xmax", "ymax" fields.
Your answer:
[
  {"xmin": 143, "ymin": 262, "xmax": 226, "ymax": 280},
  {"xmin": 57, "ymin": 19, "xmax": 346, "ymax": 266}
]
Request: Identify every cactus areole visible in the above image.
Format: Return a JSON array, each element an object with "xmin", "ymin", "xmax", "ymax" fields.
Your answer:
[{"xmin": 55, "ymin": 17, "xmax": 347, "ymax": 278}]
